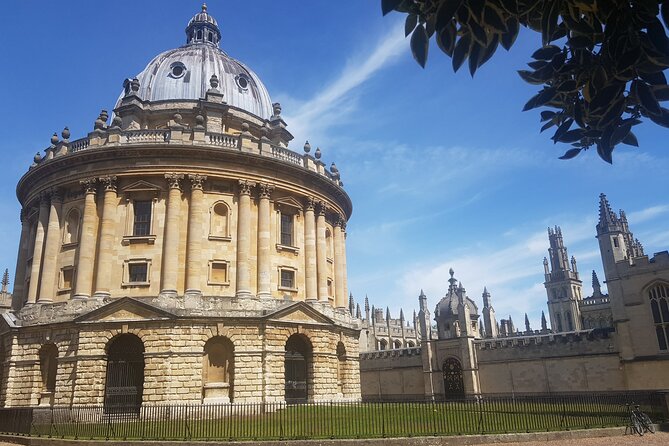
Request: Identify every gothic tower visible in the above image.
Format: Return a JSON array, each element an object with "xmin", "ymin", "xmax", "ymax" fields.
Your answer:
[
  {"xmin": 596, "ymin": 193, "xmax": 645, "ymax": 281},
  {"xmin": 482, "ymin": 287, "xmax": 498, "ymax": 338},
  {"xmin": 544, "ymin": 226, "xmax": 583, "ymax": 332}
]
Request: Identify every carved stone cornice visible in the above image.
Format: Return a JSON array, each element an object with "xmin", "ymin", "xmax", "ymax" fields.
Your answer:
[
  {"xmin": 238, "ymin": 180, "xmax": 256, "ymax": 196},
  {"xmin": 80, "ymin": 178, "xmax": 98, "ymax": 195},
  {"xmin": 304, "ymin": 196, "xmax": 316, "ymax": 212},
  {"xmin": 188, "ymin": 174, "xmax": 207, "ymax": 190},
  {"xmin": 258, "ymin": 182, "xmax": 274, "ymax": 199},
  {"xmin": 165, "ymin": 173, "xmax": 184, "ymax": 190},
  {"xmin": 99, "ymin": 175, "xmax": 118, "ymax": 192}
]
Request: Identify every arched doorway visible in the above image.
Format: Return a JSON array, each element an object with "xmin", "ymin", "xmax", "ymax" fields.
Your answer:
[
  {"xmin": 336, "ymin": 341, "xmax": 346, "ymax": 395},
  {"xmin": 203, "ymin": 337, "xmax": 234, "ymax": 403},
  {"xmin": 285, "ymin": 334, "xmax": 312, "ymax": 403},
  {"xmin": 442, "ymin": 357, "xmax": 465, "ymax": 400},
  {"xmin": 104, "ymin": 334, "xmax": 145, "ymax": 413},
  {"xmin": 38, "ymin": 344, "xmax": 58, "ymax": 407}
]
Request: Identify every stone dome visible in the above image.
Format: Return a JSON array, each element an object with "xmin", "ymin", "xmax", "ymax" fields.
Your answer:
[{"xmin": 116, "ymin": 5, "xmax": 273, "ymax": 120}]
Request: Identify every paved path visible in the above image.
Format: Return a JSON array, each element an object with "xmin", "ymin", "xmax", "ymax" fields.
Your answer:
[{"xmin": 468, "ymin": 431, "xmax": 669, "ymax": 446}]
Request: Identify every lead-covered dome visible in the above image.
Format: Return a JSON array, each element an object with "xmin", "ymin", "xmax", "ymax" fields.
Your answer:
[{"xmin": 118, "ymin": 4, "xmax": 273, "ymax": 120}]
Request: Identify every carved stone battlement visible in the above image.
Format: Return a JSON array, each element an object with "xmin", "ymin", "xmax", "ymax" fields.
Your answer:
[{"xmin": 359, "ymin": 346, "xmax": 422, "ymax": 361}]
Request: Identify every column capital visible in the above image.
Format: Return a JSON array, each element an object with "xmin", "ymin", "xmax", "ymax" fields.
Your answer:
[
  {"xmin": 165, "ymin": 173, "xmax": 184, "ymax": 190},
  {"xmin": 80, "ymin": 178, "xmax": 98, "ymax": 195},
  {"xmin": 258, "ymin": 182, "xmax": 274, "ymax": 199},
  {"xmin": 99, "ymin": 175, "xmax": 118, "ymax": 192},
  {"xmin": 335, "ymin": 215, "xmax": 347, "ymax": 230},
  {"xmin": 304, "ymin": 196, "xmax": 316, "ymax": 212},
  {"xmin": 238, "ymin": 179, "xmax": 256, "ymax": 196},
  {"xmin": 317, "ymin": 200, "xmax": 328, "ymax": 216},
  {"xmin": 189, "ymin": 173, "xmax": 207, "ymax": 190}
]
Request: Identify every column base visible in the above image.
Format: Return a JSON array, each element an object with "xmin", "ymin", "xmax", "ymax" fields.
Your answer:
[
  {"xmin": 236, "ymin": 290, "xmax": 252, "ymax": 299},
  {"xmin": 36, "ymin": 298, "xmax": 53, "ymax": 304},
  {"xmin": 159, "ymin": 290, "xmax": 178, "ymax": 298},
  {"xmin": 257, "ymin": 291, "xmax": 271, "ymax": 299},
  {"xmin": 185, "ymin": 289, "xmax": 202, "ymax": 298},
  {"xmin": 305, "ymin": 297, "xmax": 318, "ymax": 302},
  {"xmin": 71, "ymin": 293, "xmax": 90, "ymax": 300},
  {"xmin": 92, "ymin": 291, "xmax": 111, "ymax": 299}
]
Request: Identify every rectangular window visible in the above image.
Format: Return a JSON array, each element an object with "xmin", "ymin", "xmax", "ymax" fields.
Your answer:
[
  {"xmin": 61, "ymin": 268, "xmax": 74, "ymax": 290},
  {"xmin": 129, "ymin": 263, "xmax": 148, "ymax": 283},
  {"xmin": 327, "ymin": 278, "xmax": 333, "ymax": 297},
  {"xmin": 210, "ymin": 262, "xmax": 228, "ymax": 284},
  {"xmin": 280, "ymin": 269, "xmax": 295, "ymax": 289},
  {"xmin": 280, "ymin": 213, "xmax": 294, "ymax": 246},
  {"xmin": 613, "ymin": 237, "xmax": 619, "ymax": 248},
  {"xmin": 133, "ymin": 200, "xmax": 152, "ymax": 236}
]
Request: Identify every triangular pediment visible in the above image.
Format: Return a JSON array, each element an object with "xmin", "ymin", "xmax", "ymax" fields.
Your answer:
[
  {"xmin": 274, "ymin": 196, "xmax": 303, "ymax": 210},
  {"xmin": 75, "ymin": 297, "xmax": 175, "ymax": 323},
  {"xmin": 121, "ymin": 180, "xmax": 163, "ymax": 193},
  {"xmin": 265, "ymin": 302, "xmax": 334, "ymax": 326}
]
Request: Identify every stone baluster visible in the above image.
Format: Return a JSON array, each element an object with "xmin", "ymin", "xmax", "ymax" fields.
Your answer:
[
  {"xmin": 316, "ymin": 201, "xmax": 329, "ymax": 303},
  {"xmin": 236, "ymin": 180, "xmax": 255, "ymax": 298},
  {"xmin": 37, "ymin": 189, "xmax": 63, "ymax": 303},
  {"xmin": 11, "ymin": 209, "xmax": 32, "ymax": 308},
  {"xmin": 304, "ymin": 197, "xmax": 318, "ymax": 302},
  {"xmin": 186, "ymin": 174, "xmax": 207, "ymax": 295},
  {"xmin": 94, "ymin": 176, "xmax": 117, "ymax": 298},
  {"xmin": 73, "ymin": 179, "xmax": 98, "ymax": 299},
  {"xmin": 257, "ymin": 183, "xmax": 274, "ymax": 299},
  {"xmin": 334, "ymin": 215, "xmax": 347, "ymax": 309},
  {"xmin": 26, "ymin": 195, "xmax": 49, "ymax": 304},
  {"xmin": 161, "ymin": 173, "xmax": 184, "ymax": 297}
]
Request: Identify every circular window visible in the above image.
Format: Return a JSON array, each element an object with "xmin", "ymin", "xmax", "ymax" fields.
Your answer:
[
  {"xmin": 236, "ymin": 74, "xmax": 250, "ymax": 90},
  {"xmin": 169, "ymin": 62, "xmax": 186, "ymax": 79}
]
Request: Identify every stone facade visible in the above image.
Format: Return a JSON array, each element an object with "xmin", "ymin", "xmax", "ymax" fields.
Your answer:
[
  {"xmin": 360, "ymin": 194, "xmax": 669, "ymax": 400},
  {"xmin": 0, "ymin": 6, "xmax": 361, "ymax": 408}
]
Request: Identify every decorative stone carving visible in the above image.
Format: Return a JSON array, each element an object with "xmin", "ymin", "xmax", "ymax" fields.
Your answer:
[
  {"xmin": 304, "ymin": 196, "xmax": 316, "ymax": 211},
  {"xmin": 315, "ymin": 147, "xmax": 322, "ymax": 159},
  {"xmin": 48, "ymin": 188, "xmax": 63, "ymax": 203},
  {"xmin": 238, "ymin": 180, "xmax": 255, "ymax": 195},
  {"xmin": 317, "ymin": 200, "xmax": 328, "ymax": 216},
  {"xmin": 50, "ymin": 133, "xmax": 59, "ymax": 145},
  {"xmin": 80, "ymin": 178, "xmax": 98, "ymax": 195},
  {"xmin": 165, "ymin": 173, "xmax": 184, "ymax": 190},
  {"xmin": 210, "ymin": 74, "xmax": 219, "ymax": 90},
  {"xmin": 272, "ymin": 102, "xmax": 282, "ymax": 117},
  {"xmin": 195, "ymin": 114, "xmax": 205, "ymax": 129},
  {"xmin": 99, "ymin": 175, "xmax": 118, "ymax": 192},
  {"xmin": 304, "ymin": 141, "xmax": 311, "ymax": 153},
  {"xmin": 189, "ymin": 174, "xmax": 207, "ymax": 190},
  {"xmin": 258, "ymin": 182, "xmax": 274, "ymax": 199},
  {"xmin": 61, "ymin": 127, "xmax": 70, "ymax": 141}
]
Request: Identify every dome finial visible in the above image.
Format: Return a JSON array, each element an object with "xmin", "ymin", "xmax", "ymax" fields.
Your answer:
[
  {"xmin": 186, "ymin": 4, "xmax": 221, "ymax": 47},
  {"xmin": 202, "ymin": 3, "xmax": 207, "ymax": 12}
]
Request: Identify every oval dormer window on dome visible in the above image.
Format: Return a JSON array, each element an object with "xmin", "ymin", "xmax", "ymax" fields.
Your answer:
[
  {"xmin": 236, "ymin": 74, "xmax": 250, "ymax": 91},
  {"xmin": 169, "ymin": 62, "xmax": 187, "ymax": 79}
]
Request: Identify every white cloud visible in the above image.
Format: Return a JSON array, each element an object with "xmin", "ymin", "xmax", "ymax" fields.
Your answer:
[{"xmin": 628, "ymin": 204, "xmax": 669, "ymax": 224}]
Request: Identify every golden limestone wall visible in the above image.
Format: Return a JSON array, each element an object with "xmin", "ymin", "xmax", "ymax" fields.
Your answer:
[{"xmin": 1, "ymin": 320, "xmax": 360, "ymax": 407}]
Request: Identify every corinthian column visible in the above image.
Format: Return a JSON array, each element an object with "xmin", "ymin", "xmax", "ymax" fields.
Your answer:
[
  {"xmin": 316, "ymin": 201, "xmax": 329, "ymax": 303},
  {"xmin": 304, "ymin": 197, "xmax": 317, "ymax": 302},
  {"xmin": 38, "ymin": 189, "xmax": 63, "ymax": 303},
  {"xmin": 334, "ymin": 216, "xmax": 346, "ymax": 309},
  {"xmin": 186, "ymin": 174, "xmax": 206, "ymax": 295},
  {"xmin": 73, "ymin": 178, "xmax": 98, "ymax": 299},
  {"xmin": 236, "ymin": 180, "xmax": 255, "ymax": 298},
  {"xmin": 257, "ymin": 183, "xmax": 274, "ymax": 299},
  {"xmin": 94, "ymin": 176, "xmax": 117, "ymax": 298},
  {"xmin": 27, "ymin": 195, "xmax": 49, "ymax": 304},
  {"xmin": 161, "ymin": 173, "xmax": 183, "ymax": 296},
  {"xmin": 12, "ymin": 209, "xmax": 32, "ymax": 308}
]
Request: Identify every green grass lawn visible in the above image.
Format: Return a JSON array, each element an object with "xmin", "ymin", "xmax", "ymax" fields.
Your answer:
[{"xmin": 29, "ymin": 399, "xmax": 655, "ymax": 441}]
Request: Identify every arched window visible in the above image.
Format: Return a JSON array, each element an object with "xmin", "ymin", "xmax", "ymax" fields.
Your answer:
[
  {"xmin": 63, "ymin": 208, "xmax": 80, "ymax": 245},
  {"xmin": 336, "ymin": 342, "xmax": 346, "ymax": 395},
  {"xmin": 378, "ymin": 339, "xmax": 387, "ymax": 351},
  {"xmin": 649, "ymin": 283, "xmax": 669, "ymax": 351},
  {"xmin": 565, "ymin": 311, "xmax": 573, "ymax": 331},
  {"xmin": 326, "ymin": 229, "xmax": 333, "ymax": 260},
  {"xmin": 393, "ymin": 339, "xmax": 402, "ymax": 349},
  {"xmin": 104, "ymin": 334, "xmax": 144, "ymax": 414},
  {"xmin": 38, "ymin": 344, "xmax": 58, "ymax": 407},
  {"xmin": 407, "ymin": 340, "xmax": 415, "ymax": 347},
  {"xmin": 210, "ymin": 202, "xmax": 230, "ymax": 239},
  {"xmin": 442, "ymin": 357, "xmax": 465, "ymax": 400},
  {"xmin": 197, "ymin": 30, "xmax": 202, "ymax": 40},
  {"xmin": 285, "ymin": 334, "xmax": 312, "ymax": 403},
  {"xmin": 203, "ymin": 337, "xmax": 234, "ymax": 403},
  {"xmin": 555, "ymin": 313, "xmax": 563, "ymax": 332}
]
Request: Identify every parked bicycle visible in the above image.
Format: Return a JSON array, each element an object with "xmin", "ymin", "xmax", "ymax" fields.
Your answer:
[{"xmin": 624, "ymin": 402, "xmax": 655, "ymax": 436}]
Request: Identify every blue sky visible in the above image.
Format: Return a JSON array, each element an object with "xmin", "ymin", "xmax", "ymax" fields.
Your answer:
[{"xmin": 1, "ymin": 1, "xmax": 668, "ymax": 329}]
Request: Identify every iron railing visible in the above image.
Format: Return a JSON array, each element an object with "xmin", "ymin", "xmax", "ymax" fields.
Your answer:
[{"xmin": 0, "ymin": 391, "xmax": 665, "ymax": 441}]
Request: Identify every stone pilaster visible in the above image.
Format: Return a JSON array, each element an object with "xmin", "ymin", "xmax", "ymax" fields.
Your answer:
[
  {"xmin": 27, "ymin": 195, "xmax": 49, "ymax": 305},
  {"xmin": 186, "ymin": 174, "xmax": 206, "ymax": 295},
  {"xmin": 73, "ymin": 179, "xmax": 98, "ymax": 299},
  {"xmin": 37, "ymin": 189, "xmax": 63, "ymax": 303},
  {"xmin": 236, "ymin": 180, "xmax": 256, "ymax": 298},
  {"xmin": 334, "ymin": 216, "xmax": 346, "ymax": 309},
  {"xmin": 94, "ymin": 176, "xmax": 117, "ymax": 298},
  {"xmin": 257, "ymin": 183, "xmax": 274, "ymax": 299},
  {"xmin": 342, "ymin": 223, "xmax": 349, "ymax": 310},
  {"xmin": 304, "ymin": 197, "xmax": 318, "ymax": 302},
  {"xmin": 161, "ymin": 173, "xmax": 183, "ymax": 296},
  {"xmin": 316, "ymin": 201, "xmax": 329, "ymax": 303},
  {"xmin": 11, "ymin": 209, "xmax": 31, "ymax": 309}
]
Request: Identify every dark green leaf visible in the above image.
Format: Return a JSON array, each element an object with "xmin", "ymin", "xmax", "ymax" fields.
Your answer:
[
  {"xmin": 453, "ymin": 34, "xmax": 471, "ymax": 72},
  {"xmin": 557, "ymin": 129, "xmax": 586, "ymax": 143},
  {"xmin": 610, "ymin": 121, "xmax": 632, "ymax": 146},
  {"xmin": 499, "ymin": 0, "xmax": 518, "ymax": 14},
  {"xmin": 573, "ymin": 101, "xmax": 585, "ymax": 128},
  {"xmin": 483, "ymin": 5, "xmax": 508, "ymax": 33},
  {"xmin": 410, "ymin": 23, "xmax": 429, "ymax": 68},
  {"xmin": 469, "ymin": 41, "xmax": 483, "ymax": 76},
  {"xmin": 559, "ymin": 148, "xmax": 582, "ymax": 159},
  {"xmin": 653, "ymin": 84, "xmax": 669, "ymax": 101},
  {"xmin": 479, "ymin": 34, "xmax": 499, "ymax": 66},
  {"xmin": 528, "ymin": 60, "xmax": 548, "ymax": 69},
  {"xmin": 596, "ymin": 140, "xmax": 614, "ymax": 164},
  {"xmin": 541, "ymin": 120, "xmax": 557, "ymax": 132},
  {"xmin": 541, "ymin": 0, "xmax": 560, "ymax": 46},
  {"xmin": 523, "ymin": 87, "xmax": 557, "ymax": 111},
  {"xmin": 568, "ymin": 35, "xmax": 594, "ymax": 49},
  {"xmin": 640, "ymin": 70, "xmax": 667, "ymax": 86},
  {"xmin": 501, "ymin": 17, "xmax": 519, "ymax": 50},
  {"xmin": 621, "ymin": 131, "xmax": 639, "ymax": 146},
  {"xmin": 557, "ymin": 80, "xmax": 577, "ymax": 92},
  {"xmin": 598, "ymin": 98, "xmax": 625, "ymax": 127},
  {"xmin": 469, "ymin": 18, "xmax": 488, "ymax": 45},
  {"xmin": 382, "ymin": 0, "xmax": 404, "ymax": 16},
  {"xmin": 663, "ymin": 1, "xmax": 669, "ymax": 29},
  {"xmin": 532, "ymin": 45, "xmax": 562, "ymax": 61},
  {"xmin": 468, "ymin": 0, "xmax": 486, "ymax": 21},
  {"xmin": 405, "ymin": 14, "xmax": 418, "ymax": 37},
  {"xmin": 636, "ymin": 80, "xmax": 662, "ymax": 115},
  {"xmin": 649, "ymin": 107, "xmax": 669, "ymax": 127},
  {"xmin": 540, "ymin": 111, "xmax": 556, "ymax": 122},
  {"xmin": 436, "ymin": 0, "xmax": 464, "ymax": 32},
  {"xmin": 589, "ymin": 84, "xmax": 624, "ymax": 112},
  {"xmin": 552, "ymin": 118, "xmax": 574, "ymax": 142},
  {"xmin": 517, "ymin": 70, "xmax": 544, "ymax": 85},
  {"xmin": 616, "ymin": 49, "xmax": 641, "ymax": 73},
  {"xmin": 436, "ymin": 23, "xmax": 456, "ymax": 57}
]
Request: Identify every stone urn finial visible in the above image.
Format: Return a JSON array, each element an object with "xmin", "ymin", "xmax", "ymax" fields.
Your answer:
[
  {"xmin": 195, "ymin": 114, "xmax": 205, "ymax": 129},
  {"xmin": 303, "ymin": 140, "xmax": 311, "ymax": 153},
  {"xmin": 314, "ymin": 147, "xmax": 322, "ymax": 160},
  {"xmin": 130, "ymin": 78, "xmax": 140, "ymax": 93},
  {"xmin": 50, "ymin": 133, "xmax": 59, "ymax": 146},
  {"xmin": 111, "ymin": 116, "xmax": 122, "ymax": 130},
  {"xmin": 210, "ymin": 74, "xmax": 219, "ymax": 90},
  {"xmin": 34, "ymin": 152, "xmax": 42, "ymax": 163},
  {"xmin": 61, "ymin": 127, "xmax": 70, "ymax": 140},
  {"xmin": 272, "ymin": 102, "xmax": 282, "ymax": 117}
]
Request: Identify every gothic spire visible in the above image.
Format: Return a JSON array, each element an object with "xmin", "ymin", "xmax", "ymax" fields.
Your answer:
[
  {"xmin": 525, "ymin": 313, "xmax": 531, "ymax": 332},
  {"xmin": 348, "ymin": 292, "xmax": 355, "ymax": 315},
  {"xmin": 592, "ymin": 270, "xmax": 602, "ymax": 297},
  {"xmin": 541, "ymin": 311, "xmax": 548, "ymax": 331},
  {"xmin": 1, "ymin": 268, "xmax": 8, "ymax": 293}
]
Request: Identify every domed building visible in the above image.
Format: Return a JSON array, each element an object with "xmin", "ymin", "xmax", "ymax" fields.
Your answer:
[{"xmin": 0, "ymin": 5, "xmax": 360, "ymax": 409}]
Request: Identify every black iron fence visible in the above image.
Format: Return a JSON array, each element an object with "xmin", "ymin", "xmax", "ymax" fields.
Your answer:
[{"xmin": 0, "ymin": 391, "xmax": 665, "ymax": 441}]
